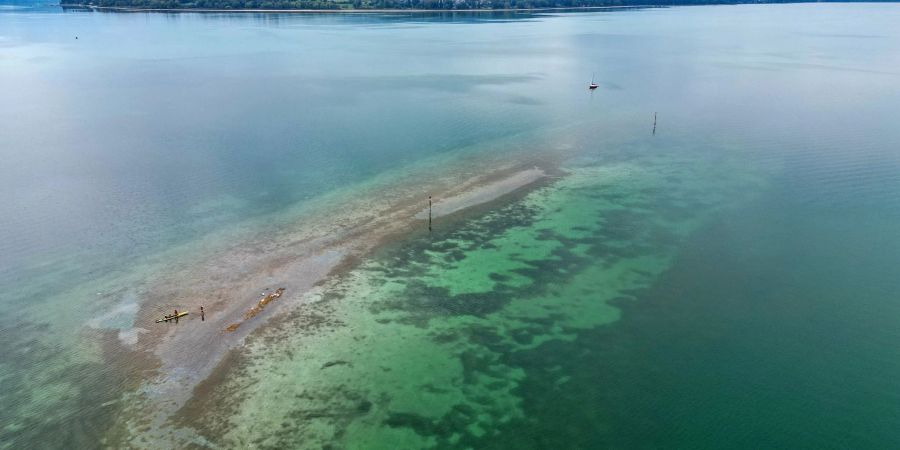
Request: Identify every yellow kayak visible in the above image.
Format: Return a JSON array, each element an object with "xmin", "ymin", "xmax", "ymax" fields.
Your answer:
[{"xmin": 156, "ymin": 311, "xmax": 189, "ymax": 323}]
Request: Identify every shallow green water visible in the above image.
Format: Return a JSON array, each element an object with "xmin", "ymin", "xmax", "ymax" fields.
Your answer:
[
  {"xmin": 3, "ymin": 3, "xmax": 900, "ymax": 449},
  {"xmin": 187, "ymin": 132, "xmax": 772, "ymax": 448},
  {"xmin": 180, "ymin": 107, "xmax": 900, "ymax": 448}
]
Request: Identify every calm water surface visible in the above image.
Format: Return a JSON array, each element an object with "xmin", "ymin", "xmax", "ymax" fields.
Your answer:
[{"xmin": 1, "ymin": 3, "xmax": 900, "ymax": 448}]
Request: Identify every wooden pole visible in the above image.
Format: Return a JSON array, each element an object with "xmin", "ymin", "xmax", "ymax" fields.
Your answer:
[
  {"xmin": 652, "ymin": 112, "xmax": 657, "ymax": 136},
  {"xmin": 428, "ymin": 196, "xmax": 432, "ymax": 232}
]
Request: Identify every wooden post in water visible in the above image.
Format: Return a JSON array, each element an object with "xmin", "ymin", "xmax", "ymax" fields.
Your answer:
[
  {"xmin": 428, "ymin": 196, "xmax": 432, "ymax": 232},
  {"xmin": 652, "ymin": 112, "xmax": 657, "ymax": 136}
]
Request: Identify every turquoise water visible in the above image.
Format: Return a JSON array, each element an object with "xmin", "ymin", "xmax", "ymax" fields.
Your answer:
[{"xmin": 2, "ymin": 3, "xmax": 900, "ymax": 448}]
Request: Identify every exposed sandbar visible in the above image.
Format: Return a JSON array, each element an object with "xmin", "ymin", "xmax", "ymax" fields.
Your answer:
[
  {"xmin": 415, "ymin": 167, "xmax": 546, "ymax": 220},
  {"xmin": 114, "ymin": 158, "xmax": 555, "ymax": 446}
]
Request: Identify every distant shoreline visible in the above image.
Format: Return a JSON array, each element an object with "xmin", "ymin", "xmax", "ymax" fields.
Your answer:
[
  {"xmin": 58, "ymin": 3, "xmax": 660, "ymax": 13},
  {"xmin": 56, "ymin": 2, "xmax": 894, "ymax": 14}
]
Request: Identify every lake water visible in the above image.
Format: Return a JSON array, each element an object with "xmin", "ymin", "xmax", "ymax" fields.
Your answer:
[{"xmin": 2, "ymin": 3, "xmax": 900, "ymax": 448}]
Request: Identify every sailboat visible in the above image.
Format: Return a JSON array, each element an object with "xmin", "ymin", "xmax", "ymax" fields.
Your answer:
[{"xmin": 589, "ymin": 73, "xmax": 599, "ymax": 90}]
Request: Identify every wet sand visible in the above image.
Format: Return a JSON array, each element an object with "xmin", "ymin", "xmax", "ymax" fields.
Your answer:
[
  {"xmin": 415, "ymin": 167, "xmax": 546, "ymax": 220},
  {"xmin": 114, "ymin": 159, "xmax": 553, "ymax": 446}
]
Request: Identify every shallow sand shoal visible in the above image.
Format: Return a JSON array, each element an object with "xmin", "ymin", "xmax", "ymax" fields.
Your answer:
[{"xmin": 112, "ymin": 158, "xmax": 555, "ymax": 446}]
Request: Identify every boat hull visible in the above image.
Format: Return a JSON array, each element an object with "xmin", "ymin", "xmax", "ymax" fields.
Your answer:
[{"xmin": 156, "ymin": 312, "xmax": 189, "ymax": 323}]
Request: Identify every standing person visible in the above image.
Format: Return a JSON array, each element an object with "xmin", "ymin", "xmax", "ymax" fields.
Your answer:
[
  {"xmin": 173, "ymin": 309, "xmax": 179, "ymax": 322},
  {"xmin": 200, "ymin": 306, "xmax": 205, "ymax": 322}
]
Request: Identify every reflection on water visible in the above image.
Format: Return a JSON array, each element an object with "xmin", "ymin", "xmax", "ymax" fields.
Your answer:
[{"xmin": 2, "ymin": 3, "xmax": 900, "ymax": 448}]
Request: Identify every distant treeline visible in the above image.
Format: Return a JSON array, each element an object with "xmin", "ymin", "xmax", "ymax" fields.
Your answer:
[{"xmin": 60, "ymin": 0, "xmax": 893, "ymax": 10}]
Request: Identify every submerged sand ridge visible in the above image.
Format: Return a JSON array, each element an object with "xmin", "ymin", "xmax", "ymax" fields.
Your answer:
[{"xmin": 112, "ymin": 158, "xmax": 554, "ymax": 448}]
